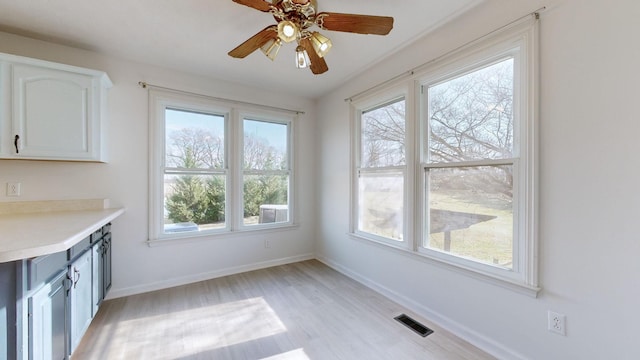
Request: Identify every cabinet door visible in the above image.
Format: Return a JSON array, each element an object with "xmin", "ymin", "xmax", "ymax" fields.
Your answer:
[
  {"xmin": 28, "ymin": 270, "xmax": 67, "ymax": 360},
  {"xmin": 68, "ymin": 250, "xmax": 92, "ymax": 354},
  {"xmin": 102, "ymin": 233, "xmax": 112, "ymax": 296},
  {"xmin": 11, "ymin": 64, "xmax": 98, "ymax": 161},
  {"xmin": 91, "ymin": 239, "xmax": 103, "ymax": 317}
]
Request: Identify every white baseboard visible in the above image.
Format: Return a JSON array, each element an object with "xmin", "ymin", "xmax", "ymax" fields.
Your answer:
[
  {"xmin": 315, "ymin": 255, "xmax": 527, "ymax": 360},
  {"xmin": 107, "ymin": 253, "xmax": 315, "ymax": 299}
]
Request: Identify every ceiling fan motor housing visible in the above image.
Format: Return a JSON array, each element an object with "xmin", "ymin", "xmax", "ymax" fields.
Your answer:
[{"xmin": 273, "ymin": 0, "xmax": 318, "ymax": 35}]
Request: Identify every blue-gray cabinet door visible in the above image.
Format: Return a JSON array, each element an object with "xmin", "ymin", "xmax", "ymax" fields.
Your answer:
[
  {"xmin": 28, "ymin": 269, "xmax": 67, "ymax": 360},
  {"xmin": 68, "ymin": 250, "xmax": 92, "ymax": 354},
  {"xmin": 91, "ymin": 239, "xmax": 103, "ymax": 317},
  {"xmin": 102, "ymin": 233, "xmax": 112, "ymax": 296}
]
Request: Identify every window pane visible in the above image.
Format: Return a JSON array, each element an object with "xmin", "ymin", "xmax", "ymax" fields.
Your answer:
[
  {"xmin": 163, "ymin": 174, "xmax": 226, "ymax": 233},
  {"xmin": 361, "ymin": 99, "xmax": 406, "ymax": 168},
  {"xmin": 165, "ymin": 108, "xmax": 225, "ymax": 169},
  {"xmin": 428, "ymin": 59, "xmax": 514, "ymax": 162},
  {"xmin": 427, "ymin": 165, "xmax": 513, "ymax": 268},
  {"xmin": 244, "ymin": 119, "xmax": 288, "ymax": 171},
  {"xmin": 243, "ymin": 174, "xmax": 289, "ymax": 226},
  {"xmin": 358, "ymin": 173, "xmax": 403, "ymax": 241}
]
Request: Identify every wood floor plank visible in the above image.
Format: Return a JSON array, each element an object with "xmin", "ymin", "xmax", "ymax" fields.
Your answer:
[{"xmin": 73, "ymin": 260, "xmax": 495, "ymax": 360}]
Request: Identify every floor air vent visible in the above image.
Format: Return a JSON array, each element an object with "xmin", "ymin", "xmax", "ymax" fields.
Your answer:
[{"xmin": 394, "ymin": 314, "xmax": 434, "ymax": 337}]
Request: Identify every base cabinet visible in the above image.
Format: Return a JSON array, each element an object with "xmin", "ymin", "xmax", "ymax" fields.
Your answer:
[{"xmin": 19, "ymin": 222, "xmax": 113, "ymax": 360}]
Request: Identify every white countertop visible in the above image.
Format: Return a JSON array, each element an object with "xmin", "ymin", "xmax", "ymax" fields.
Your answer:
[{"xmin": 0, "ymin": 207, "xmax": 124, "ymax": 263}]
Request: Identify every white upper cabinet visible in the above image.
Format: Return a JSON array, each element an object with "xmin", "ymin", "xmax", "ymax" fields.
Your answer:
[{"xmin": 0, "ymin": 53, "xmax": 111, "ymax": 162}]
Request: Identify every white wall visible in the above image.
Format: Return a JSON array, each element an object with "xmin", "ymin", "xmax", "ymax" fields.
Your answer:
[
  {"xmin": 316, "ymin": 0, "xmax": 640, "ymax": 359},
  {"xmin": 0, "ymin": 31, "xmax": 316, "ymax": 298},
  {"xmin": 3, "ymin": 0, "xmax": 640, "ymax": 358}
]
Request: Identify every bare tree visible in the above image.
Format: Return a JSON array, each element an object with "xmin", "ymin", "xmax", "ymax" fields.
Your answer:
[
  {"xmin": 166, "ymin": 128, "xmax": 224, "ymax": 169},
  {"xmin": 359, "ymin": 60, "xmax": 515, "ymax": 200},
  {"xmin": 428, "ymin": 60, "xmax": 514, "ymax": 163},
  {"xmin": 243, "ymin": 135, "xmax": 286, "ymax": 171},
  {"xmin": 428, "ymin": 60, "xmax": 515, "ymax": 199},
  {"xmin": 362, "ymin": 99, "xmax": 406, "ymax": 168}
]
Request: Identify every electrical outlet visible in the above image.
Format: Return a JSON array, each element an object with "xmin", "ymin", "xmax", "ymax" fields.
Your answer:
[
  {"xmin": 264, "ymin": 239, "xmax": 271, "ymax": 248},
  {"xmin": 7, "ymin": 182, "xmax": 21, "ymax": 196},
  {"xmin": 548, "ymin": 311, "xmax": 566, "ymax": 336}
]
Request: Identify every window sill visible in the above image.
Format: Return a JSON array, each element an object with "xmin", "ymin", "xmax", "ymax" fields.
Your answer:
[
  {"xmin": 147, "ymin": 223, "xmax": 300, "ymax": 247},
  {"xmin": 348, "ymin": 232, "xmax": 541, "ymax": 298}
]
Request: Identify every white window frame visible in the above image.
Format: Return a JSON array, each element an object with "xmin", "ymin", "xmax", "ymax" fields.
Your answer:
[
  {"xmin": 149, "ymin": 89, "xmax": 296, "ymax": 243},
  {"xmin": 350, "ymin": 86, "xmax": 412, "ymax": 249},
  {"xmin": 349, "ymin": 18, "xmax": 539, "ymax": 295},
  {"xmin": 235, "ymin": 110, "xmax": 295, "ymax": 231}
]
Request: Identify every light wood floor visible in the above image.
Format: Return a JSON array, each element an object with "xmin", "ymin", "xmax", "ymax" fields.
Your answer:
[{"xmin": 73, "ymin": 260, "xmax": 494, "ymax": 360}]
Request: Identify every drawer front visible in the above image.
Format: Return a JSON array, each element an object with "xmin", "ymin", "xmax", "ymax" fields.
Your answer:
[
  {"xmin": 90, "ymin": 228, "xmax": 103, "ymax": 243},
  {"xmin": 27, "ymin": 251, "xmax": 67, "ymax": 290},
  {"xmin": 68, "ymin": 236, "xmax": 91, "ymax": 261}
]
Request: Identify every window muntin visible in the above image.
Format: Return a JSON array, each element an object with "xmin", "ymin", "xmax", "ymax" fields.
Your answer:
[
  {"xmin": 355, "ymin": 97, "xmax": 406, "ymax": 242},
  {"xmin": 242, "ymin": 118, "xmax": 291, "ymax": 226},
  {"xmin": 423, "ymin": 58, "xmax": 517, "ymax": 269}
]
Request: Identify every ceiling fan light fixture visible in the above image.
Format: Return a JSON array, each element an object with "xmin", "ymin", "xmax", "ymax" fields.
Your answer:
[
  {"xmin": 277, "ymin": 20, "xmax": 299, "ymax": 43},
  {"xmin": 229, "ymin": 0, "xmax": 394, "ymax": 75},
  {"xmin": 310, "ymin": 31, "xmax": 332, "ymax": 58},
  {"xmin": 295, "ymin": 45, "xmax": 310, "ymax": 69},
  {"xmin": 260, "ymin": 38, "xmax": 282, "ymax": 60}
]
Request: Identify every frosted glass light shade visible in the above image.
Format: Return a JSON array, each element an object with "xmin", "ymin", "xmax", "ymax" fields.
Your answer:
[
  {"xmin": 310, "ymin": 31, "xmax": 332, "ymax": 58},
  {"xmin": 260, "ymin": 38, "xmax": 282, "ymax": 60}
]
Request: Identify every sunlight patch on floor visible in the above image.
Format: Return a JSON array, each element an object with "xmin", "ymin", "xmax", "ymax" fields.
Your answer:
[
  {"xmin": 113, "ymin": 296, "xmax": 287, "ymax": 356},
  {"xmin": 260, "ymin": 348, "xmax": 311, "ymax": 360}
]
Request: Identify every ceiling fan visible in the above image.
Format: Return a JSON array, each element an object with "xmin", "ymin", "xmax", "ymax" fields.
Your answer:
[{"xmin": 228, "ymin": 0, "xmax": 394, "ymax": 75}]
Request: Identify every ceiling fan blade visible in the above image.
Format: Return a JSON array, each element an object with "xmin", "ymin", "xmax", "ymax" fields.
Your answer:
[
  {"xmin": 316, "ymin": 12, "xmax": 394, "ymax": 35},
  {"xmin": 232, "ymin": 0, "xmax": 273, "ymax": 12},
  {"xmin": 228, "ymin": 26, "xmax": 278, "ymax": 58},
  {"xmin": 300, "ymin": 37, "xmax": 328, "ymax": 75}
]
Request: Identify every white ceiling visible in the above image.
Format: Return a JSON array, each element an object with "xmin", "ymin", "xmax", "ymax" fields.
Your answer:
[{"xmin": 0, "ymin": 0, "xmax": 481, "ymax": 99}]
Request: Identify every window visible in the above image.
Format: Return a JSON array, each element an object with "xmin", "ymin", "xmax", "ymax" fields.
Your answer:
[
  {"xmin": 163, "ymin": 108, "xmax": 228, "ymax": 233},
  {"xmin": 350, "ymin": 20, "xmax": 538, "ymax": 293},
  {"xmin": 353, "ymin": 95, "xmax": 407, "ymax": 245},
  {"xmin": 421, "ymin": 58, "xmax": 519, "ymax": 269},
  {"xmin": 149, "ymin": 90, "xmax": 295, "ymax": 241},
  {"xmin": 242, "ymin": 117, "xmax": 291, "ymax": 226}
]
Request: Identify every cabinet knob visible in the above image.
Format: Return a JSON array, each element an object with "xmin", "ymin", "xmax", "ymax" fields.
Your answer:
[
  {"xmin": 66, "ymin": 273, "xmax": 73, "ymax": 295},
  {"xmin": 14, "ymin": 135, "xmax": 20, "ymax": 154}
]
